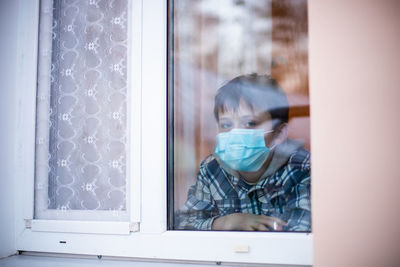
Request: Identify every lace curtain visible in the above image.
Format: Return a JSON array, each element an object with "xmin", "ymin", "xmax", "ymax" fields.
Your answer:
[{"xmin": 35, "ymin": 0, "xmax": 129, "ymax": 221}]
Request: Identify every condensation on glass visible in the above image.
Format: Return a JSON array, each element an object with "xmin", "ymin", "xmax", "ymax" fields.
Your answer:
[
  {"xmin": 170, "ymin": 0, "xmax": 310, "ymax": 231},
  {"xmin": 34, "ymin": 0, "xmax": 129, "ymax": 221}
]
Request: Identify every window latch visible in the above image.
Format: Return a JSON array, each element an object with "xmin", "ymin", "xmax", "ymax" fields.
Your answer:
[
  {"xmin": 129, "ymin": 222, "xmax": 140, "ymax": 232},
  {"xmin": 25, "ymin": 219, "xmax": 32, "ymax": 229}
]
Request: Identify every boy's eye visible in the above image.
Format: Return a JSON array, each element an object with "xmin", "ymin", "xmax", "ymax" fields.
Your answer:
[
  {"xmin": 244, "ymin": 121, "xmax": 257, "ymax": 128},
  {"xmin": 220, "ymin": 122, "xmax": 232, "ymax": 129}
]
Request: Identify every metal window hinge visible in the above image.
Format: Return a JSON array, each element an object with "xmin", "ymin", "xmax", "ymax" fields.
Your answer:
[
  {"xmin": 25, "ymin": 219, "xmax": 32, "ymax": 229},
  {"xmin": 129, "ymin": 222, "xmax": 140, "ymax": 232}
]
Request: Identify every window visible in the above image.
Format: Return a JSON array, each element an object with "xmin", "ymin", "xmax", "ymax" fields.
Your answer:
[
  {"xmin": 169, "ymin": 0, "xmax": 311, "ymax": 232},
  {"xmin": 20, "ymin": 0, "xmax": 140, "ymax": 235},
  {"xmin": 15, "ymin": 0, "xmax": 312, "ymax": 265}
]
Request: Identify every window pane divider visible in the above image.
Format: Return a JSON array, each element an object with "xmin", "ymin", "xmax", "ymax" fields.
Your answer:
[{"xmin": 128, "ymin": 0, "xmax": 143, "ymax": 225}]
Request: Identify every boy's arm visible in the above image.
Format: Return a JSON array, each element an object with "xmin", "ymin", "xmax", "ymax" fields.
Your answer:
[
  {"xmin": 212, "ymin": 213, "xmax": 287, "ymax": 231},
  {"xmin": 284, "ymin": 176, "xmax": 311, "ymax": 231},
  {"xmin": 283, "ymin": 151, "xmax": 311, "ymax": 231},
  {"xmin": 175, "ymin": 164, "xmax": 219, "ymax": 230}
]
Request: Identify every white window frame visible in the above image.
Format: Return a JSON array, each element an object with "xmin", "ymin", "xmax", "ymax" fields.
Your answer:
[
  {"xmin": 16, "ymin": 0, "xmax": 141, "ymax": 236},
  {"xmin": 15, "ymin": 0, "xmax": 312, "ymax": 265}
]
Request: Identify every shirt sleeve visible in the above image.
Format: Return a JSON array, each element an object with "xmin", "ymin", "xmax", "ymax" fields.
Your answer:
[
  {"xmin": 175, "ymin": 162, "xmax": 220, "ymax": 230},
  {"xmin": 283, "ymin": 151, "xmax": 311, "ymax": 231}
]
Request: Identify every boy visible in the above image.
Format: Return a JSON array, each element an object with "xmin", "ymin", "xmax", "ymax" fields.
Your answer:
[{"xmin": 175, "ymin": 74, "xmax": 311, "ymax": 231}]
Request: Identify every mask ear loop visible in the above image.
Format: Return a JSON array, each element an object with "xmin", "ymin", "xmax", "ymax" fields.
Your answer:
[
  {"xmin": 263, "ymin": 130, "xmax": 276, "ymax": 149},
  {"xmin": 263, "ymin": 130, "xmax": 274, "ymax": 134}
]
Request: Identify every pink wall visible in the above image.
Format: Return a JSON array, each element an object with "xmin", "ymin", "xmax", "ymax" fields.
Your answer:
[{"xmin": 309, "ymin": 1, "xmax": 400, "ymax": 266}]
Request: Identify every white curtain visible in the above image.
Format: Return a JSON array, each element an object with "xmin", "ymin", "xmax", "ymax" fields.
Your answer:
[{"xmin": 35, "ymin": 0, "xmax": 129, "ymax": 221}]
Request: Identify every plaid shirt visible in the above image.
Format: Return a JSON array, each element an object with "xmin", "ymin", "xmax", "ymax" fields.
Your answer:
[{"xmin": 175, "ymin": 148, "xmax": 311, "ymax": 231}]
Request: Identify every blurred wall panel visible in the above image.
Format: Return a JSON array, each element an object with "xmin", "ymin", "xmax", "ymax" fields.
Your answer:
[{"xmin": 271, "ymin": 0, "xmax": 310, "ymax": 150}]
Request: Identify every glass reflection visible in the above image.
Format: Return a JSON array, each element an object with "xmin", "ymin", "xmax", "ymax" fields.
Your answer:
[{"xmin": 171, "ymin": 0, "xmax": 310, "ymax": 231}]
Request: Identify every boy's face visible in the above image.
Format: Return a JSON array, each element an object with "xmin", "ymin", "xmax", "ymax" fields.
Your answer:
[{"xmin": 217, "ymin": 99, "xmax": 276, "ymax": 148}]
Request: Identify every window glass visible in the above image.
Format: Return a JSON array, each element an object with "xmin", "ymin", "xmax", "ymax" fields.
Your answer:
[
  {"xmin": 169, "ymin": 0, "xmax": 310, "ymax": 231},
  {"xmin": 34, "ymin": 0, "xmax": 129, "ymax": 221}
]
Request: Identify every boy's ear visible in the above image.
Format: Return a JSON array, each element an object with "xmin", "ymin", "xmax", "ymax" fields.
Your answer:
[{"xmin": 273, "ymin": 123, "xmax": 288, "ymax": 146}]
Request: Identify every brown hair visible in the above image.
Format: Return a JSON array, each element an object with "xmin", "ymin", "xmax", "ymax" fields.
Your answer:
[{"xmin": 214, "ymin": 74, "xmax": 289, "ymax": 128}]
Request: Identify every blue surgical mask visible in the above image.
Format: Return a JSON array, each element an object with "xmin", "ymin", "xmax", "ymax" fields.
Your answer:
[{"xmin": 215, "ymin": 128, "xmax": 274, "ymax": 172}]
